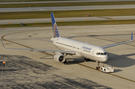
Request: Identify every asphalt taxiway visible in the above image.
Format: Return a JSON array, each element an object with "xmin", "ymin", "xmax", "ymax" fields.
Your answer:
[
  {"xmin": 0, "ymin": 24, "xmax": 135, "ymax": 89},
  {"xmin": 1, "ymin": 0, "xmax": 135, "ymax": 89},
  {"xmin": 1, "ymin": 16, "xmax": 135, "ymax": 25},
  {"xmin": 1, "ymin": 4, "xmax": 135, "ymax": 12}
]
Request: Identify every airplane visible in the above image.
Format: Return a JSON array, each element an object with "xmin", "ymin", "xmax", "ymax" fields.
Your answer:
[{"xmin": 1, "ymin": 12, "xmax": 133, "ymax": 69}]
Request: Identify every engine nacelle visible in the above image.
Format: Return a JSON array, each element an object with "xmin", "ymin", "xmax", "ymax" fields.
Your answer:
[{"xmin": 54, "ymin": 53, "xmax": 66, "ymax": 63}]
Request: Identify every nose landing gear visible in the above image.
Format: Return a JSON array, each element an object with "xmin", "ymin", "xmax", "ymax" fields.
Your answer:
[{"xmin": 96, "ymin": 61, "xmax": 100, "ymax": 70}]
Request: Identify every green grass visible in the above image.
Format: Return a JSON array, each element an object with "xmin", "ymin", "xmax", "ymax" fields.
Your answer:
[
  {"xmin": 1, "ymin": 1, "xmax": 135, "ymax": 8},
  {"xmin": 1, "ymin": 9, "xmax": 135, "ymax": 20},
  {"xmin": 1, "ymin": 20, "xmax": 135, "ymax": 28}
]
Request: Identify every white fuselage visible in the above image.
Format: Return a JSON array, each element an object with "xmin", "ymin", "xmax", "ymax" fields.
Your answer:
[{"xmin": 51, "ymin": 37, "xmax": 108, "ymax": 62}]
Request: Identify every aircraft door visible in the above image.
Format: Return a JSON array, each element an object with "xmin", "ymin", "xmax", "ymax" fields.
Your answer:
[{"xmin": 91, "ymin": 48, "xmax": 95, "ymax": 56}]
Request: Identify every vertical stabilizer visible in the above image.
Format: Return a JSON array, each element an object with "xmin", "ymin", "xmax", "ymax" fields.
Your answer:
[{"xmin": 51, "ymin": 12, "xmax": 60, "ymax": 37}]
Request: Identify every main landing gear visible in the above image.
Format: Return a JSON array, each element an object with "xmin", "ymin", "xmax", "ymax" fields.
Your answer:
[
  {"xmin": 96, "ymin": 61, "xmax": 100, "ymax": 70},
  {"xmin": 63, "ymin": 53, "xmax": 68, "ymax": 63}
]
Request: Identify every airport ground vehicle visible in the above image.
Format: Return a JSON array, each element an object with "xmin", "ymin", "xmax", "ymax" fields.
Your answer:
[{"xmin": 100, "ymin": 66, "xmax": 114, "ymax": 73}]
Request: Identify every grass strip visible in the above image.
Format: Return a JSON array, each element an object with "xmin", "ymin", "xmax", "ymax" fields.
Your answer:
[
  {"xmin": 1, "ymin": 9, "xmax": 135, "ymax": 20},
  {"xmin": 1, "ymin": 1, "xmax": 135, "ymax": 8},
  {"xmin": 1, "ymin": 20, "xmax": 135, "ymax": 28}
]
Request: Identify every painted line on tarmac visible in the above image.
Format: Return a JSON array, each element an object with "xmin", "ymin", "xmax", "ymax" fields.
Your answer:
[
  {"xmin": 78, "ymin": 63, "xmax": 135, "ymax": 83},
  {"xmin": 1, "ymin": 32, "xmax": 53, "ymax": 56},
  {"xmin": 1, "ymin": 32, "xmax": 135, "ymax": 83},
  {"xmin": 78, "ymin": 63, "xmax": 97, "ymax": 70},
  {"xmin": 1, "ymin": 31, "xmax": 78, "ymax": 89}
]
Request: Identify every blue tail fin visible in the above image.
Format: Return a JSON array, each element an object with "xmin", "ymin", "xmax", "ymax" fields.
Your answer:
[{"xmin": 51, "ymin": 12, "xmax": 60, "ymax": 37}]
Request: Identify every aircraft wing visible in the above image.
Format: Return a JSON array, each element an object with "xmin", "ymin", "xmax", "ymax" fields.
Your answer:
[
  {"xmin": 29, "ymin": 38, "xmax": 51, "ymax": 42},
  {"xmin": 102, "ymin": 32, "xmax": 133, "ymax": 49},
  {"xmin": 1, "ymin": 40, "xmax": 76, "ymax": 55}
]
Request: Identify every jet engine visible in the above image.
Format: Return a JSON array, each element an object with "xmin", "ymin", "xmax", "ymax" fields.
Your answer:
[{"xmin": 54, "ymin": 53, "xmax": 66, "ymax": 63}]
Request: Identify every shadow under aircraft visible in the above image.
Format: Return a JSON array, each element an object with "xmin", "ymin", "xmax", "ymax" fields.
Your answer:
[{"xmin": 105, "ymin": 52, "xmax": 135, "ymax": 67}]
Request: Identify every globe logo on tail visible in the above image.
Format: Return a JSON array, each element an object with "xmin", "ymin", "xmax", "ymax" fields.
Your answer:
[{"xmin": 53, "ymin": 23, "xmax": 59, "ymax": 37}]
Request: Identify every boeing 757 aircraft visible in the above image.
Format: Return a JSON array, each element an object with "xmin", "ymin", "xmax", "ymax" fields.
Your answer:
[{"xmin": 1, "ymin": 12, "xmax": 133, "ymax": 69}]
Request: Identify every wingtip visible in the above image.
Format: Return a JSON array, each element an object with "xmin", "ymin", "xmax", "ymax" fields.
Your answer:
[
  {"xmin": 1, "ymin": 39, "xmax": 5, "ymax": 48},
  {"xmin": 131, "ymin": 32, "xmax": 133, "ymax": 41}
]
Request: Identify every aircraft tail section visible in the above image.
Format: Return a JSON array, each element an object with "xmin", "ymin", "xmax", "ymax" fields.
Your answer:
[{"xmin": 51, "ymin": 12, "xmax": 60, "ymax": 38}]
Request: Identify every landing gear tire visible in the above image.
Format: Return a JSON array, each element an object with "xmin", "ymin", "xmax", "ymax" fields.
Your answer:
[
  {"xmin": 63, "ymin": 60, "xmax": 67, "ymax": 63},
  {"xmin": 104, "ymin": 69, "xmax": 106, "ymax": 73}
]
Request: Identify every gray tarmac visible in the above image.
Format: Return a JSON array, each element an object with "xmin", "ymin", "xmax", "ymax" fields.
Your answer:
[
  {"xmin": 0, "ymin": 55, "xmax": 110, "ymax": 89},
  {"xmin": 0, "ymin": 0, "xmax": 133, "ymax": 4},
  {"xmin": 1, "ymin": 1, "xmax": 135, "ymax": 89},
  {"xmin": 1, "ymin": 4, "xmax": 135, "ymax": 12},
  {"xmin": 1, "ymin": 16, "xmax": 135, "ymax": 25},
  {"xmin": 0, "ymin": 24, "xmax": 135, "ymax": 89}
]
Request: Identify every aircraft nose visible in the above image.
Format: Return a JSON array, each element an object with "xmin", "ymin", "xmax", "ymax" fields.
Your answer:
[
  {"xmin": 104, "ymin": 56, "xmax": 108, "ymax": 62},
  {"xmin": 104, "ymin": 55, "xmax": 108, "ymax": 62},
  {"xmin": 101, "ymin": 55, "xmax": 108, "ymax": 62}
]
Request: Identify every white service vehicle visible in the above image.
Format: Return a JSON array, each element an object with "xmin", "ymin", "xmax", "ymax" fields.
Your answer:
[{"xmin": 101, "ymin": 66, "xmax": 114, "ymax": 73}]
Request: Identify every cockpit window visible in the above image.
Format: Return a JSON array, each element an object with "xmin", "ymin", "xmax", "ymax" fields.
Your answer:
[
  {"xmin": 96, "ymin": 52, "xmax": 107, "ymax": 55},
  {"xmin": 96, "ymin": 53, "xmax": 100, "ymax": 55},
  {"xmin": 102, "ymin": 53, "xmax": 104, "ymax": 55}
]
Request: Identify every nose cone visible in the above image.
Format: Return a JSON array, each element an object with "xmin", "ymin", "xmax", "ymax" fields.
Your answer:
[
  {"xmin": 95, "ymin": 55, "xmax": 108, "ymax": 62},
  {"xmin": 104, "ymin": 55, "xmax": 108, "ymax": 62},
  {"xmin": 100, "ymin": 55, "xmax": 108, "ymax": 62}
]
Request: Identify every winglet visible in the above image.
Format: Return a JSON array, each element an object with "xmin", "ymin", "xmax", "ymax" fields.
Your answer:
[
  {"xmin": 131, "ymin": 32, "xmax": 133, "ymax": 41},
  {"xmin": 51, "ymin": 12, "xmax": 60, "ymax": 38}
]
